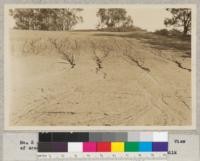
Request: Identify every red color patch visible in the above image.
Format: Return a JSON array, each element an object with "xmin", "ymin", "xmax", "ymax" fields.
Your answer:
[{"xmin": 96, "ymin": 142, "xmax": 111, "ymax": 152}]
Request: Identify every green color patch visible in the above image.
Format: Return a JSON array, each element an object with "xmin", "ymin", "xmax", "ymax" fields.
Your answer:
[{"xmin": 125, "ymin": 142, "xmax": 139, "ymax": 152}]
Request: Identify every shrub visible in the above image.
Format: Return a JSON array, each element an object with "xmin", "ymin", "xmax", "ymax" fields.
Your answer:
[
  {"xmin": 154, "ymin": 29, "xmax": 169, "ymax": 36},
  {"xmin": 168, "ymin": 29, "xmax": 183, "ymax": 36},
  {"xmin": 97, "ymin": 26, "xmax": 144, "ymax": 32}
]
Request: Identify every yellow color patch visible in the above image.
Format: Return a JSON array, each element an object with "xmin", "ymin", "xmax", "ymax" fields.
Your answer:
[{"xmin": 111, "ymin": 142, "xmax": 124, "ymax": 152}]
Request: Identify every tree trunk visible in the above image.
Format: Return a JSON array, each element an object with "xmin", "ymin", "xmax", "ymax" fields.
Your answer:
[{"xmin": 183, "ymin": 25, "xmax": 188, "ymax": 35}]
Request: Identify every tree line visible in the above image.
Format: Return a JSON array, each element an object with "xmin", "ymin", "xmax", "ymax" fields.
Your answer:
[
  {"xmin": 164, "ymin": 8, "xmax": 191, "ymax": 35},
  {"xmin": 9, "ymin": 8, "xmax": 83, "ymax": 30},
  {"xmin": 9, "ymin": 8, "xmax": 191, "ymax": 35}
]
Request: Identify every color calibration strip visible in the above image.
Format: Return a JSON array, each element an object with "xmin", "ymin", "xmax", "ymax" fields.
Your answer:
[{"xmin": 38, "ymin": 132, "xmax": 168, "ymax": 153}]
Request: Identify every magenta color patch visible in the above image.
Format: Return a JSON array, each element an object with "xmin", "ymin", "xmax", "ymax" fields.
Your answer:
[{"xmin": 83, "ymin": 142, "xmax": 97, "ymax": 152}]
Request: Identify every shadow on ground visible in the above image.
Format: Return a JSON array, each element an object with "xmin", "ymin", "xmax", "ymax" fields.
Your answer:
[{"xmin": 93, "ymin": 31, "xmax": 191, "ymax": 57}]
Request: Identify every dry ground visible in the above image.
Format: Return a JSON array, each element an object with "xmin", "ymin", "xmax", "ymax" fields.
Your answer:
[{"xmin": 7, "ymin": 30, "xmax": 192, "ymax": 126}]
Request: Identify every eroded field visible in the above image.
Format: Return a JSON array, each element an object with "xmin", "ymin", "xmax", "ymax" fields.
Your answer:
[{"xmin": 7, "ymin": 30, "xmax": 192, "ymax": 126}]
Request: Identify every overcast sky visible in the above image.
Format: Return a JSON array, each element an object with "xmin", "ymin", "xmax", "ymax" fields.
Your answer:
[{"xmin": 9, "ymin": 8, "xmax": 172, "ymax": 32}]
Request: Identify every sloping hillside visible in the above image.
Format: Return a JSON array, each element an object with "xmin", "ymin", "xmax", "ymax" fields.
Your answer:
[{"xmin": 8, "ymin": 30, "xmax": 192, "ymax": 126}]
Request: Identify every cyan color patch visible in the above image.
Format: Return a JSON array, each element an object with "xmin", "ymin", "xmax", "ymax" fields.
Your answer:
[{"xmin": 139, "ymin": 142, "xmax": 152, "ymax": 152}]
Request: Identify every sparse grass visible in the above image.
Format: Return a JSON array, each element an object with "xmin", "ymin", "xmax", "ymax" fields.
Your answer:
[
  {"xmin": 23, "ymin": 38, "xmax": 42, "ymax": 55},
  {"xmin": 48, "ymin": 38, "xmax": 78, "ymax": 68},
  {"xmin": 90, "ymin": 40, "xmax": 112, "ymax": 73},
  {"xmin": 9, "ymin": 30, "xmax": 192, "ymax": 126},
  {"xmin": 121, "ymin": 41, "xmax": 151, "ymax": 72},
  {"xmin": 93, "ymin": 31, "xmax": 191, "ymax": 56}
]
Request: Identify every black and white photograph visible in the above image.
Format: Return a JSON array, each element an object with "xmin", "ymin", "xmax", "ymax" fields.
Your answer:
[{"xmin": 4, "ymin": 5, "xmax": 196, "ymax": 129}]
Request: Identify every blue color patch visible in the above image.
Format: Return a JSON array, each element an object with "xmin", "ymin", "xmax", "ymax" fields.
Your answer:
[{"xmin": 139, "ymin": 142, "xmax": 152, "ymax": 152}]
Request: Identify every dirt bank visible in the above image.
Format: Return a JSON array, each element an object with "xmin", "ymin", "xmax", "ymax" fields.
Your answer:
[{"xmin": 7, "ymin": 30, "xmax": 192, "ymax": 126}]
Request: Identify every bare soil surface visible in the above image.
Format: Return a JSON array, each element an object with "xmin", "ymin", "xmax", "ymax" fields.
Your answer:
[{"xmin": 8, "ymin": 30, "xmax": 191, "ymax": 126}]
